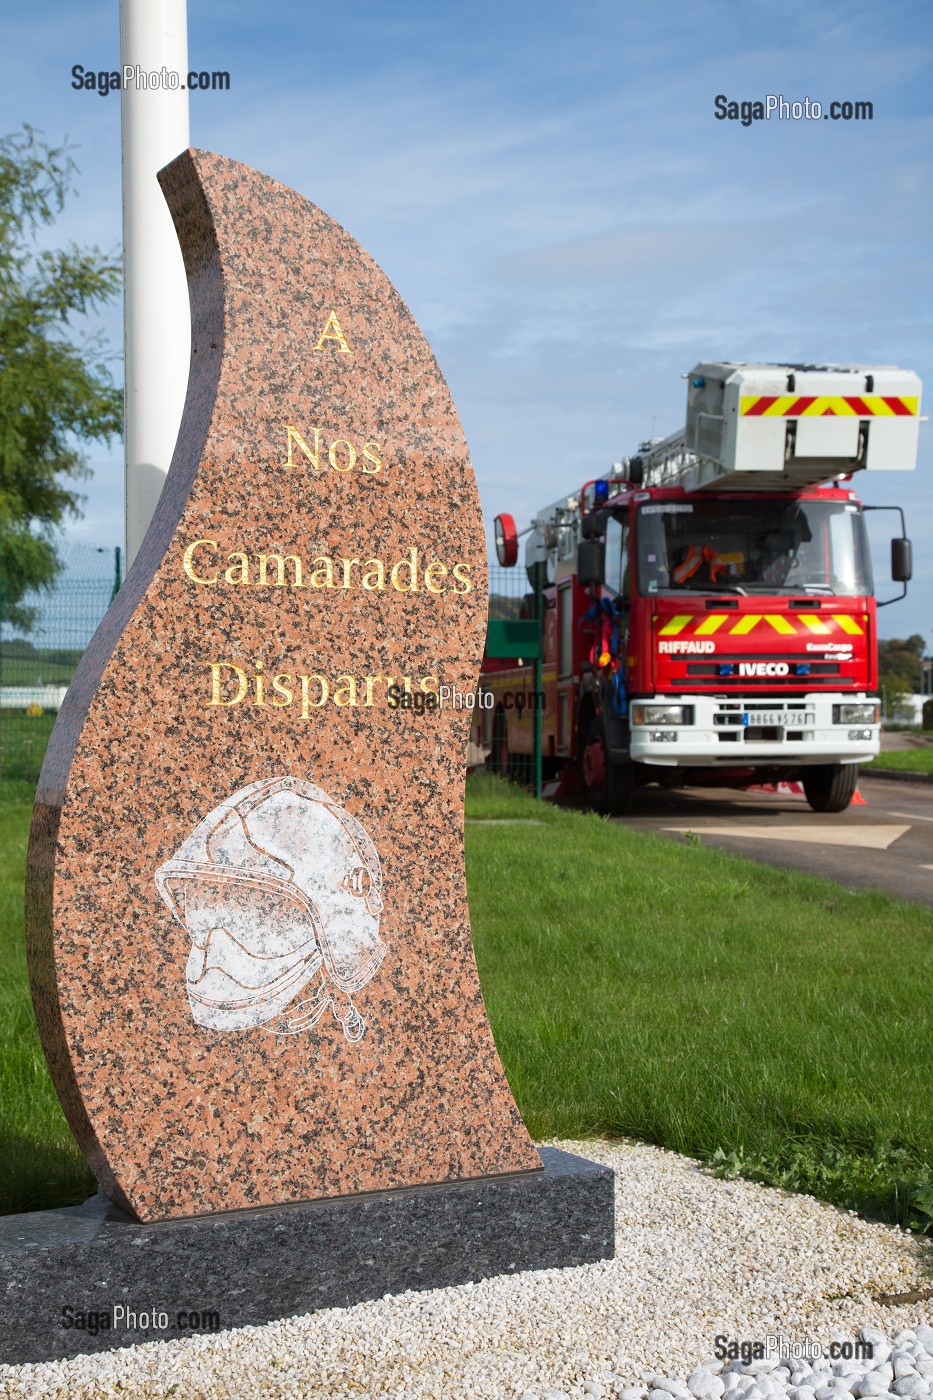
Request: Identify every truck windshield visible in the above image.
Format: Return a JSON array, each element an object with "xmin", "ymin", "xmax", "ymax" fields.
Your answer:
[{"xmin": 635, "ymin": 499, "xmax": 872, "ymax": 596}]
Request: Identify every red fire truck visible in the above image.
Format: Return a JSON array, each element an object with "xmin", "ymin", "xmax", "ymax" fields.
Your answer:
[{"xmin": 483, "ymin": 362, "xmax": 921, "ymax": 813}]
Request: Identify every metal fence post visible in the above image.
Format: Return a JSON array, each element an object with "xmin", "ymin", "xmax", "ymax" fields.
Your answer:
[{"xmin": 533, "ymin": 562, "xmax": 543, "ymax": 801}]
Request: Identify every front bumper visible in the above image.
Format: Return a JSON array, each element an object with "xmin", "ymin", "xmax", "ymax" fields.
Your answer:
[{"xmin": 628, "ymin": 693, "xmax": 879, "ymax": 767}]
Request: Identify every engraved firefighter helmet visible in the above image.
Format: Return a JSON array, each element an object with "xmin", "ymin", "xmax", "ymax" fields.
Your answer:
[{"xmin": 154, "ymin": 776, "xmax": 386, "ymax": 1042}]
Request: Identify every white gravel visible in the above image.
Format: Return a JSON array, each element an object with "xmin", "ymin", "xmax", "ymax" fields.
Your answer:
[{"xmin": 1, "ymin": 1138, "xmax": 930, "ymax": 1399}]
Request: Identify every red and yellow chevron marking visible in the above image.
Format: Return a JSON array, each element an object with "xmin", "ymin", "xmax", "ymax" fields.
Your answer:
[
  {"xmin": 740, "ymin": 394, "xmax": 918, "ymax": 418},
  {"xmin": 657, "ymin": 612, "xmax": 865, "ymax": 638}
]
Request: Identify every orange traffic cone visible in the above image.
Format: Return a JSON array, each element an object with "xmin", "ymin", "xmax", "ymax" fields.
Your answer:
[{"xmin": 851, "ymin": 787, "xmax": 867, "ymax": 805}]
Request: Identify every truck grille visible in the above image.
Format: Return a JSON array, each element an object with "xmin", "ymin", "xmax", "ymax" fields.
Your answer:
[
  {"xmin": 685, "ymin": 661, "xmax": 840, "ymax": 680},
  {"xmin": 683, "ymin": 660, "xmax": 834, "ymax": 683}
]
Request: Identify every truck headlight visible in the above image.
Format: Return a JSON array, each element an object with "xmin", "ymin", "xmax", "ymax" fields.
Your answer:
[
  {"xmin": 832, "ymin": 703, "xmax": 880, "ymax": 725},
  {"xmin": 631, "ymin": 704, "xmax": 694, "ymax": 726}
]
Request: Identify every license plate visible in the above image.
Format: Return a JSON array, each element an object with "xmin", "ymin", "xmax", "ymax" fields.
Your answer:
[{"xmin": 744, "ymin": 711, "xmax": 814, "ymax": 727}]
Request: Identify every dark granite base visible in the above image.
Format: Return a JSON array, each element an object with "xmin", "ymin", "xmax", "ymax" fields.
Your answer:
[{"xmin": 0, "ymin": 1148, "xmax": 614, "ymax": 1364}]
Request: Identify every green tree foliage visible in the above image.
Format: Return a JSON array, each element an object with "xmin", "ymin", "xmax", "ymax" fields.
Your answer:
[
  {"xmin": 877, "ymin": 634, "xmax": 926, "ymax": 696},
  {"xmin": 0, "ymin": 127, "xmax": 122, "ymax": 629}
]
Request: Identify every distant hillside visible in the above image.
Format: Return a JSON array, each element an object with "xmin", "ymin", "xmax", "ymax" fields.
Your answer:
[{"xmin": 487, "ymin": 592, "xmax": 524, "ymax": 621}]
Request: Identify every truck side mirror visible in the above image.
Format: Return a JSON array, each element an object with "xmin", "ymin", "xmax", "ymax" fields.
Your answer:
[
  {"xmin": 581, "ymin": 510, "xmax": 607, "ymax": 541},
  {"xmin": 577, "ymin": 540, "xmax": 604, "ymax": 588},
  {"xmin": 892, "ymin": 537, "xmax": 912, "ymax": 583}
]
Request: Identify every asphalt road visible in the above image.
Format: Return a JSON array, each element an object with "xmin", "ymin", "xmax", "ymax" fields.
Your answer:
[{"xmin": 617, "ymin": 772, "xmax": 933, "ymax": 907}]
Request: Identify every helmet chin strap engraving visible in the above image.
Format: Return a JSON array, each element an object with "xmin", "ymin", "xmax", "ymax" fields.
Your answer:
[
  {"xmin": 155, "ymin": 776, "xmax": 387, "ymax": 1042},
  {"xmin": 265, "ymin": 984, "xmax": 366, "ymax": 1042}
]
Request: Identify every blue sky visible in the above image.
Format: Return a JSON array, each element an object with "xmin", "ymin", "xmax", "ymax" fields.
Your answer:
[{"xmin": 2, "ymin": 0, "xmax": 931, "ymax": 639}]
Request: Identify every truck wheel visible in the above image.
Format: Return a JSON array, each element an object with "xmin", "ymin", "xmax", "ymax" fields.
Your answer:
[
  {"xmin": 802, "ymin": 764, "xmax": 859, "ymax": 813},
  {"xmin": 582, "ymin": 714, "xmax": 636, "ymax": 815}
]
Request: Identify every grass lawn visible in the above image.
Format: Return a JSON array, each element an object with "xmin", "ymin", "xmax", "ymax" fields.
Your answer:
[
  {"xmin": 0, "ymin": 653, "xmax": 81, "ymax": 686},
  {"xmin": 869, "ymin": 748, "xmax": 933, "ymax": 775},
  {"xmin": 1, "ymin": 772, "xmax": 932, "ymax": 1232},
  {"xmin": 0, "ymin": 711, "xmax": 58, "ymax": 784},
  {"xmin": 0, "ymin": 781, "xmax": 95, "ymax": 1213},
  {"xmin": 466, "ymin": 774, "xmax": 933, "ymax": 1233}
]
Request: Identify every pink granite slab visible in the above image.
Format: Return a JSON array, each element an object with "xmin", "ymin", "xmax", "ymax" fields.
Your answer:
[{"xmin": 25, "ymin": 149, "xmax": 540, "ymax": 1223}]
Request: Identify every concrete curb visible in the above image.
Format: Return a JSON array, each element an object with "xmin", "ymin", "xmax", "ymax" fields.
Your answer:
[{"xmin": 860, "ymin": 766, "xmax": 933, "ymax": 786}]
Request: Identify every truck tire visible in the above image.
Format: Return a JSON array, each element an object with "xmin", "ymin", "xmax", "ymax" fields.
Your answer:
[
  {"xmin": 802, "ymin": 763, "xmax": 859, "ymax": 813},
  {"xmin": 582, "ymin": 713, "xmax": 636, "ymax": 815}
]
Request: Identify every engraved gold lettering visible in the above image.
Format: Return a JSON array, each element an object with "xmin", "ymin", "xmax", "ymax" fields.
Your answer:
[
  {"xmin": 451, "ymin": 562, "xmax": 472, "ymax": 594},
  {"xmin": 184, "ymin": 539, "xmax": 219, "ymax": 585},
  {"xmin": 364, "ymin": 675, "xmax": 392, "ymax": 706},
  {"xmin": 328, "ymin": 439, "xmax": 356, "ymax": 472},
  {"xmin": 271, "ymin": 674, "xmax": 293, "ymax": 706},
  {"xmin": 298, "ymin": 674, "xmax": 329, "ymax": 718},
  {"xmin": 209, "ymin": 662, "xmax": 248, "ymax": 706},
  {"xmin": 188, "ymin": 546, "xmax": 468, "ymax": 593},
  {"xmin": 361, "ymin": 559, "xmax": 385, "ymax": 591},
  {"xmin": 258, "ymin": 554, "xmax": 304, "ymax": 587},
  {"xmin": 313, "ymin": 310, "xmax": 352, "ymax": 355},
  {"xmin": 224, "ymin": 553, "xmax": 251, "ymax": 586},
  {"xmin": 283, "ymin": 428, "xmax": 385, "ymax": 475},
  {"xmin": 309, "ymin": 556, "xmax": 334, "ymax": 588},
  {"xmin": 390, "ymin": 547, "xmax": 419, "ymax": 593},
  {"xmin": 206, "ymin": 665, "xmax": 448, "ymax": 711},
  {"xmin": 361, "ymin": 442, "xmax": 382, "ymax": 474},
  {"xmin": 333, "ymin": 675, "xmax": 358, "ymax": 706},
  {"xmin": 339, "ymin": 558, "xmax": 360, "ymax": 589},
  {"xmin": 283, "ymin": 424, "xmax": 322, "ymax": 470},
  {"xmin": 424, "ymin": 560, "xmax": 448, "ymax": 594}
]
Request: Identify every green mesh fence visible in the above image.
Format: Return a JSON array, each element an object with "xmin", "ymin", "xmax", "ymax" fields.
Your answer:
[
  {"xmin": 481, "ymin": 561, "xmax": 543, "ymax": 794},
  {"xmin": 0, "ymin": 542, "xmax": 122, "ymax": 784}
]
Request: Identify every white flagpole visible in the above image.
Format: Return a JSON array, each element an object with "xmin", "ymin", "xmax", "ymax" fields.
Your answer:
[{"xmin": 120, "ymin": 0, "xmax": 191, "ymax": 570}]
